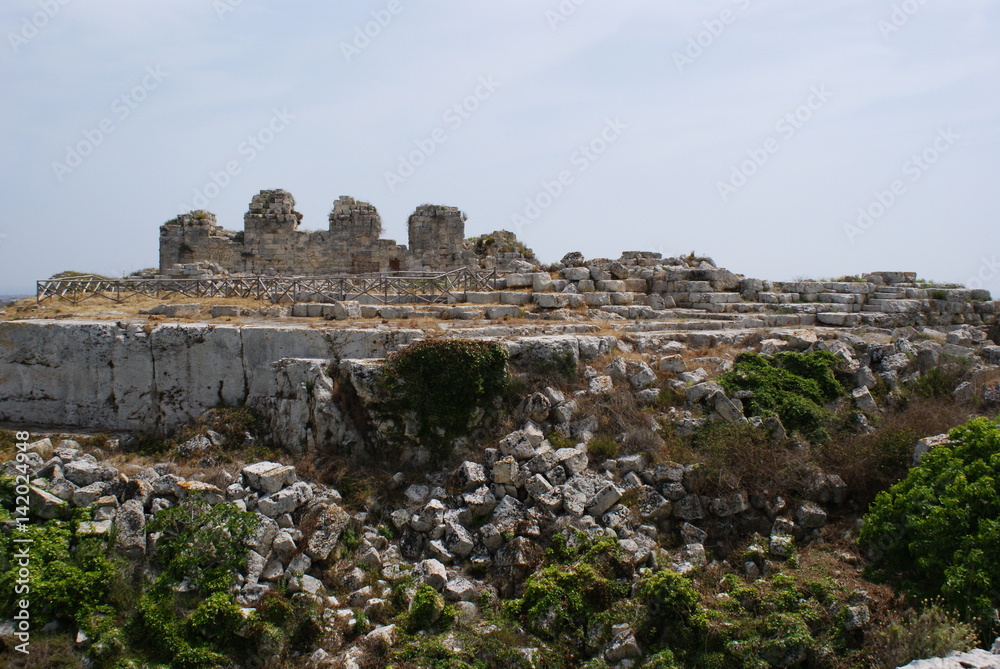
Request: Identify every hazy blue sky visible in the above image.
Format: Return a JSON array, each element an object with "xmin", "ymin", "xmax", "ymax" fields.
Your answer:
[{"xmin": 1, "ymin": 0, "xmax": 998, "ymax": 295}]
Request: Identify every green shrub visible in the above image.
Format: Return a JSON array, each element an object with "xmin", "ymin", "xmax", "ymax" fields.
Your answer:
[
  {"xmin": 146, "ymin": 496, "xmax": 259, "ymax": 592},
  {"xmin": 508, "ymin": 538, "xmax": 631, "ymax": 659},
  {"xmin": 0, "ymin": 520, "xmax": 120, "ymax": 629},
  {"xmin": 123, "ymin": 497, "xmax": 261, "ymax": 666},
  {"xmin": 640, "ymin": 650, "xmax": 683, "ymax": 669},
  {"xmin": 405, "ymin": 584, "xmax": 449, "ymax": 633},
  {"xmin": 860, "ymin": 416, "xmax": 1000, "ymax": 642},
  {"xmin": 719, "ymin": 351, "xmax": 844, "ymax": 440},
  {"xmin": 873, "ymin": 602, "xmax": 977, "ymax": 668},
  {"xmin": 381, "ymin": 339, "xmax": 509, "ymax": 460},
  {"xmin": 907, "ymin": 366, "xmax": 965, "ymax": 398},
  {"xmin": 635, "ymin": 570, "xmax": 707, "ymax": 651},
  {"xmin": 587, "ymin": 436, "xmax": 620, "ymax": 460}
]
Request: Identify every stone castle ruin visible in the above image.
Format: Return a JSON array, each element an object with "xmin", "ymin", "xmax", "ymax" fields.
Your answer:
[{"xmin": 159, "ymin": 189, "xmax": 531, "ymax": 276}]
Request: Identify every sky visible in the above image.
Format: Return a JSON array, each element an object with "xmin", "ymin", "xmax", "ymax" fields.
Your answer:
[{"xmin": 1, "ymin": 0, "xmax": 998, "ymax": 296}]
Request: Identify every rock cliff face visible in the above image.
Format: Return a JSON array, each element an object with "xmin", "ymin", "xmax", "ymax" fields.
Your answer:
[{"xmin": 0, "ymin": 320, "xmax": 421, "ymax": 436}]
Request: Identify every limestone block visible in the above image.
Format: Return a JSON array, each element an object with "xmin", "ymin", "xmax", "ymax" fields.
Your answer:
[
  {"xmin": 586, "ymin": 483, "xmax": 623, "ymax": 516},
  {"xmin": 499, "ymin": 292, "xmax": 532, "ymax": 305},
  {"xmin": 561, "ymin": 267, "xmax": 591, "ymax": 281},
  {"xmin": 211, "ymin": 305, "xmax": 244, "ymax": 318},
  {"xmin": 464, "ymin": 292, "xmax": 498, "ymax": 304},
  {"xmin": 242, "ymin": 462, "xmax": 297, "ymax": 494},
  {"xmin": 486, "ymin": 305, "xmax": 523, "ymax": 319},
  {"xmin": 505, "ymin": 273, "xmax": 533, "ymax": 288},
  {"xmin": 114, "ymin": 499, "xmax": 146, "ymax": 559},
  {"xmin": 534, "ymin": 293, "xmax": 570, "ymax": 309},
  {"xmin": 583, "ymin": 292, "xmax": 611, "ymax": 307},
  {"xmin": 852, "ymin": 386, "xmax": 877, "ymax": 413}
]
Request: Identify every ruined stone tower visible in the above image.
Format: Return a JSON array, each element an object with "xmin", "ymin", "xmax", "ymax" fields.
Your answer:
[
  {"xmin": 158, "ymin": 189, "xmax": 501, "ymax": 276},
  {"xmin": 407, "ymin": 205, "xmax": 467, "ymax": 271},
  {"xmin": 328, "ymin": 196, "xmax": 406, "ymax": 274}
]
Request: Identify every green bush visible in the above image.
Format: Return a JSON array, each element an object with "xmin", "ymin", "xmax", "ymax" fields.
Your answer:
[
  {"xmin": 121, "ymin": 497, "xmax": 261, "ymax": 667},
  {"xmin": 874, "ymin": 602, "xmax": 977, "ymax": 668},
  {"xmin": 381, "ymin": 339, "xmax": 509, "ymax": 460},
  {"xmin": 719, "ymin": 351, "xmax": 844, "ymax": 440},
  {"xmin": 0, "ymin": 520, "xmax": 120, "ymax": 629},
  {"xmin": 146, "ymin": 496, "xmax": 259, "ymax": 592},
  {"xmin": 587, "ymin": 436, "xmax": 620, "ymax": 460},
  {"xmin": 635, "ymin": 570, "xmax": 707, "ymax": 652},
  {"xmin": 405, "ymin": 584, "xmax": 450, "ymax": 633},
  {"xmin": 508, "ymin": 538, "xmax": 631, "ymax": 659},
  {"xmin": 702, "ymin": 572, "xmax": 853, "ymax": 669},
  {"xmin": 860, "ymin": 416, "xmax": 1000, "ymax": 642},
  {"xmin": 906, "ymin": 365, "xmax": 969, "ymax": 398}
]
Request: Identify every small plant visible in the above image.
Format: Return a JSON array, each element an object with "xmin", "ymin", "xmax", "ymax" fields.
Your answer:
[
  {"xmin": 587, "ymin": 436, "xmax": 619, "ymax": 460},
  {"xmin": 873, "ymin": 601, "xmax": 977, "ymax": 668},
  {"xmin": 546, "ymin": 431, "xmax": 577, "ymax": 449},
  {"xmin": 508, "ymin": 538, "xmax": 631, "ymax": 659},
  {"xmin": 340, "ymin": 527, "xmax": 361, "ymax": 551},
  {"xmin": 405, "ymin": 584, "xmax": 451, "ymax": 633}
]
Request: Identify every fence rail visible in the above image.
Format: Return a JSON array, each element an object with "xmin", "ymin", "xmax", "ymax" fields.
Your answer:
[{"xmin": 36, "ymin": 269, "xmax": 502, "ymax": 305}]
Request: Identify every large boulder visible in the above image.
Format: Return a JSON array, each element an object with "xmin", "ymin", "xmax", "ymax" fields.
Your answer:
[{"xmin": 303, "ymin": 503, "xmax": 351, "ymax": 561}]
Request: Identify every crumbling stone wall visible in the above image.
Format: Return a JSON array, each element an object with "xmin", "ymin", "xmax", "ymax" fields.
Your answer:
[
  {"xmin": 242, "ymin": 190, "xmax": 330, "ymax": 274},
  {"xmin": 158, "ymin": 212, "xmax": 242, "ymax": 271},
  {"xmin": 328, "ymin": 196, "xmax": 407, "ymax": 274},
  {"xmin": 159, "ymin": 189, "xmax": 491, "ymax": 276},
  {"xmin": 408, "ymin": 204, "xmax": 472, "ymax": 271}
]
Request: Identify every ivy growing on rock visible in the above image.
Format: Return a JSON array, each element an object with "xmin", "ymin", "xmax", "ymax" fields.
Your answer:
[{"xmin": 381, "ymin": 338, "xmax": 509, "ymax": 461}]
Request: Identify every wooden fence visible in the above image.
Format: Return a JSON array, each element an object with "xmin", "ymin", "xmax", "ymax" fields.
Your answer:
[{"xmin": 37, "ymin": 268, "xmax": 502, "ymax": 305}]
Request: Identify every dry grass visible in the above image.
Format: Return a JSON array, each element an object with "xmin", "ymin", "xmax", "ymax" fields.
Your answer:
[
  {"xmin": 4, "ymin": 294, "xmax": 276, "ymax": 321},
  {"xmin": 680, "ymin": 340, "xmax": 752, "ymax": 364},
  {"xmin": 658, "ymin": 420, "xmax": 813, "ymax": 497},
  {"xmin": 574, "ymin": 387, "xmax": 663, "ymax": 455},
  {"xmin": 0, "ymin": 635, "xmax": 83, "ymax": 668},
  {"xmin": 582, "ymin": 346, "xmax": 654, "ymax": 379},
  {"xmin": 970, "ymin": 366, "xmax": 1000, "ymax": 394},
  {"xmin": 654, "ymin": 394, "xmax": 979, "ymax": 508},
  {"xmin": 818, "ymin": 396, "xmax": 976, "ymax": 508}
]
